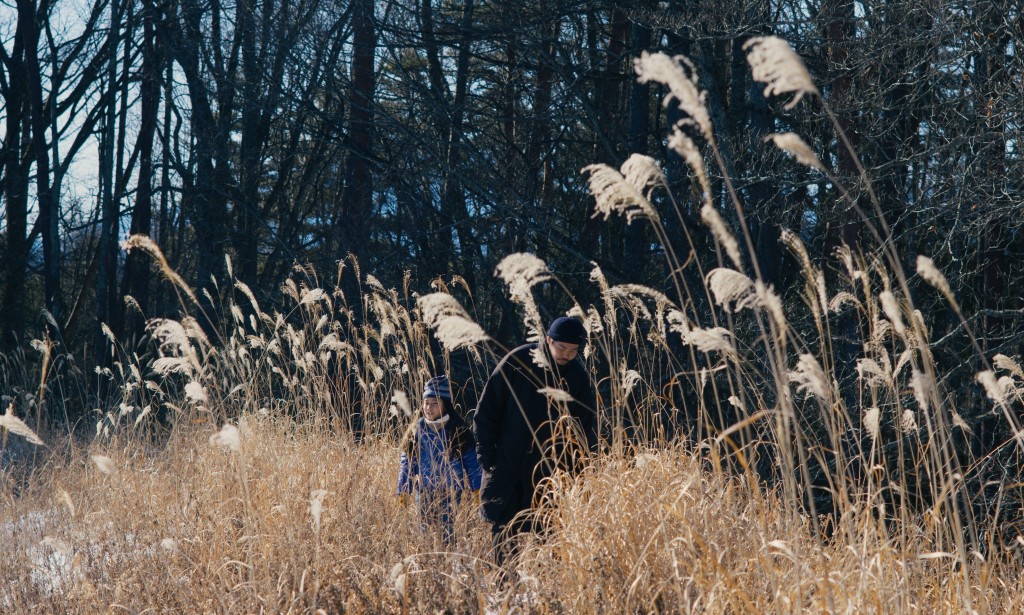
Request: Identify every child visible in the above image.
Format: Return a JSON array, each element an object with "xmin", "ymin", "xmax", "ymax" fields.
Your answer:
[{"xmin": 397, "ymin": 375, "xmax": 482, "ymax": 544}]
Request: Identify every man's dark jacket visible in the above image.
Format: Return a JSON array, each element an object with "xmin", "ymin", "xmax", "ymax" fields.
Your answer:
[{"xmin": 474, "ymin": 342, "xmax": 596, "ymax": 526}]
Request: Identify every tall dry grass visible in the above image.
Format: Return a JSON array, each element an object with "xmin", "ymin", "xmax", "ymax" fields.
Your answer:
[{"xmin": 3, "ymin": 36, "xmax": 1024, "ymax": 613}]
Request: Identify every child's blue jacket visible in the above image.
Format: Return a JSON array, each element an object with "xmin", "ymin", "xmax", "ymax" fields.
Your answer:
[{"xmin": 397, "ymin": 417, "xmax": 482, "ymax": 495}]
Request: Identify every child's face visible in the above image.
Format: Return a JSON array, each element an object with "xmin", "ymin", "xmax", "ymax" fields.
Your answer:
[{"xmin": 422, "ymin": 396, "xmax": 444, "ymax": 421}]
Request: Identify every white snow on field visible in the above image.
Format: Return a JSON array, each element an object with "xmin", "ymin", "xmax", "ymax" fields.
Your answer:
[{"xmin": 0, "ymin": 505, "xmax": 170, "ymax": 610}]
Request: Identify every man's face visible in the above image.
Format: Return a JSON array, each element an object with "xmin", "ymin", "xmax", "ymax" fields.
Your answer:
[
  {"xmin": 423, "ymin": 396, "xmax": 444, "ymax": 421},
  {"xmin": 546, "ymin": 336, "xmax": 580, "ymax": 366}
]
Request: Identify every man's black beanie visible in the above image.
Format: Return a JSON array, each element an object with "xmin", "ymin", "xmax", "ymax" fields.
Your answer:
[{"xmin": 546, "ymin": 316, "xmax": 587, "ymax": 346}]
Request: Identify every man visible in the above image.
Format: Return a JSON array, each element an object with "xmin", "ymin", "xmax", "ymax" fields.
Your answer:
[{"xmin": 474, "ymin": 316, "xmax": 597, "ymax": 565}]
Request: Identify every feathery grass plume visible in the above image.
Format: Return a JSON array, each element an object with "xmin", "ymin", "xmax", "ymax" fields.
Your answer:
[
  {"xmin": 567, "ymin": 305, "xmax": 603, "ymax": 338},
  {"xmin": 590, "ymin": 264, "xmax": 617, "ymax": 331},
  {"xmin": 856, "ymin": 358, "xmax": 889, "ymax": 387},
  {"xmin": 318, "ymin": 333, "xmax": 351, "ymax": 353},
  {"xmin": 633, "ymin": 51, "xmax": 712, "ymax": 138},
  {"xmin": 91, "ymin": 454, "xmax": 116, "ymax": 475},
  {"xmin": 829, "ymin": 291, "xmax": 860, "ymax": 313},
  {"xmin": 681, "ymin": 327, "xmax": 735, "ymax": 355},
  {"xmin": 893, "ymin": 348, "xmax": 913, "ymax": 379},
  {"xmin": 766, "ymin": 133, "xmax": 825, "ymax": 171},
  {"xmin": 57, "ymin": 488, "xmax": 75, "ymax": 517},
  {"xmin": 495, "ymin": 253, "xmax": 550, "ymax": 341},
  {"xmin": 40, "ymin": 536, "xmax": 70, "ymax": 555},
  {"xmin": 701, "ymin": 204, "xmax": 743, "ymax": 269},
  {"xmin": 910, "ymin": 369, "xmax": 930, "ymax": 412},
  {"xmin": 100, "ymin": 323, "xmax": 117, "ymax": 346},
  {"xmin": 365, "ymin": 274, "xmax": 385, "ymax": 292},
  {"xmin": 123, "ymin": 294, "xmax": 142, "ymax": 315},
  {"xmin": 151, "ymin": 357, "xmax": 193, "ymax": 376},
  {"xmin": 416, "ymin": 292, "xmax": 490, "ymax": 350},
  {"xmin": 430, "ymin": 317, "xmax": 489, "ymax": 349},
  {"xmin": 122, "ymin": 235, "xmax": 199, "ymax": 306},
  {"xmin": 993, "ymin": 354, "xmax": 1024, "ymax": 380},
  {"xmin": 369, "ymin": 294, "xmax": 397, "ymax": 338},
  {"xmin": 900, "ymin": 409, "xmax": 918, "ymax": 434},
  {"xmin": 706, "ymin": 268, "xmax": 757, "ymax": 312},
  {"xmin": 788, "ymin": 354, "xmax": 829, "ymax": 401},
  {"xmin": 879, "ymin": 291, "xmax": 907, "ymax": 336},
  {"xmin": 538, "ymin": 387, "xmax": 575, "ymax": 403},
  {"xmin": 668, "ymin": 128, "xmax": 711, "ymax": 199},
  {"xmin": 299, "ymin": 287, "xmax": 329, "ymax": 308},
  {"xmin": 952, "ymin": 412, "xmax": 973, "ymax": 433},
  {"xmin": 622, "ymin": 154, "xmax": 666, "ymax": 195},
  {"xmin": 495, "ymin": 253, "xmax": 551, "ymax": 298},
  {"xmin": 234, "ymin": 280, "xmax": 265, "ymax": 322},
  {"xmin": 148, "ymin": 319, "xmax": 194, "ymax": 358},
  {"xmin": 835, "ymin": 244, "xmax": 861, "ymax": 282},
  {"xmin": 582, "ymin": 161, "xmax": 660, "ymax": 224},
  {"xmin": 756, "ymin": 282, "xmax": 787, "ymax": 330},
  {"xmin": 780, "ymin": 228, "xmax": 811, "ymax": 271},
  {"xmin": 184, "ymin": 381, "xmax": 209, "ymax": 405},
  {"xmin": 160, "ymin": 538, "xmax": 179, "ymax": 553},
  {"xmin": 976, "ymin": 370, "xmax": 1006, "ymax": 405},
  {"xmin": 622, "ymin": 369, "xmax": 643, "ymax": 397},
  {"xmin": 134, "ymin": 405, "xmax": 152, "ymax": 427},
  {"xmin": 0, "ymin": 402, "xmax": 44, "ymax": 446},
  {"xmin": 309, "ymin": 489, "xmax": 328, "ymax": 535},
  {"xmin": 610, "ymin": 284, "xmax": 673, "ymax": 308},
  {"xmin": 666, "ymin": 309, "xmax": 692, "ymax": 336},
  {"xmin": 916, "ymin": 255, "xmax": 955, "ymax": 302},
  {"xmin": 392, "ymin": 391, "xmax": 412, "ymax": 418},
  {"xmin": 870, "ymin": 317, "xmax": 894, "ymax": 347},
  {"xmin": 743, "ymin": 36, "xmax": 819, "ymax": 109},
  {"xmin": 209, "ymin": 423, "xmax": 241, "ymax": 452},
  {"xmin": 864, "ymin": 407, "xmax": 881, "ymax": 439}
]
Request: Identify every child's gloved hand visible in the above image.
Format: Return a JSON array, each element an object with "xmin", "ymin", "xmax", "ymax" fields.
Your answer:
[{"xmin": 398, "ymin": 493, "xmax": 409, "ymax": 508}]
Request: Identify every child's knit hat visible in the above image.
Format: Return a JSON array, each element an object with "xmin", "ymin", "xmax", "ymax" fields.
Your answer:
[{"xmin": 423, "ymin": 376, "xmax": 452, "ymax": 402}]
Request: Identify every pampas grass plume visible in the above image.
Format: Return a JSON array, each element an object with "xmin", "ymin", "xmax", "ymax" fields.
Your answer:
[
  {"xmin": 743, "ymin": 36, "xmax": 819, "ymax": 109},
  {"xmin": 668, "ymin": 128, "xmax": 711, "ymax": 199},
  {"xmin": 916, "ymin": 256, "xmax": 954, "ymax": 300},
  {"xmin": 766, "ymin": 133, "xmax": 825, "ymax": 171},
  {"xmin": 879, "ymin": 291, "xmax": 907, "ymax": 335},
  {"xmin": 701, "ymin": 204, "xmax": 743, "ymax": 269},
  {"xmin": 122, "ymin": 235, "xmax": 199, "ymax": 306},
  {"xmin": 185, "ymin": 381, "xmax": 209, "ymax": 405},
  {"xmin": 789, "ymin": 354, "xmax": 829, "ymax": 401},
  {"xmin": 864, "ymin": 407, "xmax": 881, "ymax": 439},
  {"xmin": 538, "ymin": 387, "xmax": 575, "ymax": 403},
  {"xmin": 582, "ymin": 162, "xmax": 660, "ymax": 224},
  {"xmin": 633, "ymin": 51, "xmax": 712, "ymax": 138},
  {"xmin": 993, "ymin": 354, "xmax": 1024, "ymax": 380},
  {"xmin": 209, "ymin": 423, "xmax": 241, "ymax": 452},
  {"xmin": 976, "ymin": 370, "xmax": 1006, "ymax": 405},
  {"xmin": 91, "ymin": 455, "xmax": 117, "ymax": 475},
  {"xmin": 706, "ymin": 268, "xmax": 755, "ymax": 312},
  {"xmin": 681, "ymin": 327, "xmax": 735, "ymax": 355},
  {"xmin": 0, "ymin": 402, "xmax": 45, "ymax": 446}
]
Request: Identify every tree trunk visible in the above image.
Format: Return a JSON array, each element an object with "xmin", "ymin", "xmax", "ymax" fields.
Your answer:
[
  {"xmin": 21, "ymin": 0, "xmax": 63, "ymax": 333},
  {"xmin": 339, "ymin": 0, "xmax": 376, "ymax": 259},
  {"xmin": 96, "ymin": 0, "xmax": 121, "ymax": 363},
  {"xmin": 0, "ymin": 14, "xmax": 30, "ymax": 348},
  {"xmin": 121, "ymin": 0, "xmax": 161, "ymax": 342}
]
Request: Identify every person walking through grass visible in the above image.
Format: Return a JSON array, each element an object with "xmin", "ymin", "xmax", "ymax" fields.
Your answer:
[
  {"xmin": 397, "ymin": 375, "xmax": 482, "ymax": 544},
  {"xmin": 474, "ymin": 316, "xmax": 597, "ymax": 568}
]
